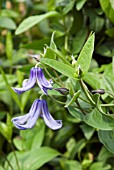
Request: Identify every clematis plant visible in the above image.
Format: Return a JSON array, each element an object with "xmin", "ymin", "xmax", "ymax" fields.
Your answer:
[
  {"xmin": 12, "ymin": 67, "xmax": 53, "ymax": 95},
  {"xmin": 12, "ymin": 99, "xmax": 62, "ymax": 130}
]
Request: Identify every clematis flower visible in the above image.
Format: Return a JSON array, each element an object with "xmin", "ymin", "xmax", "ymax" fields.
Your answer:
[
  {"xmin": 12, "ymin": 67, "xmax": 53, "ymax": 95},
  {"xmin": 12, "ymin": 99, "xmax": 62, "ymax": 130}
]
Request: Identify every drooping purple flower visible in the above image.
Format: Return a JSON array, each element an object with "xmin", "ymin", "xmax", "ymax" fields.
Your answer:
[
  {"xmin": 12, "ymin": 99, "xmax": 42, "ymax": 130},
  {"xmin": 42, "ymin": 100, "xmax": 62, "ymax": 130},
  {"xmin": 12, "ymin": 67, "xmax": 53, "ymax": 95},
  {"xmin": 12, "ymin": 99, "xmax": 62, "ymax": 130}
]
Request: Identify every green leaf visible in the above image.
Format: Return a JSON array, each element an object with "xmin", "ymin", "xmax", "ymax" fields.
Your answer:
[
  {"xmin": 43, "ymin": 47, "xmax": 56, "ymax": 59},
  {"xmin": 99, "ymin": 0, "xmax": 114, "ymax": 24},
  {"xmin": 70, "ymin": 139, "xmax": 86, "ymax": 159},
  {"xmin": 0, "ymin": 165, "xmax": 4, "ymax": 170},
  {"xmin": 63, "ymin": 0, "xmax": 75, "ymax": 15},
  {"xmin": 84, "ymin": 108, "xmax": 114, "ymax": 130},
  {"xmin": 76, "ymin": 0, "xmax": 87, "ymax": 11},
  {"xmin": 75, "ymin": 33, "xmax": 95, "ymax": 76},
  {"xmin": 109, "ymin": 0, "xmax": 114, "ymax": 9},
  {"xmin": 15, "ymin": 11, "xmax": 60, "ymax": 35},
  {"xmin": 54, "ymin": 125, "xmax": 76, "ymax": 147},
  {"xmin": 61, "ymin": 160, "xmax": 82, "ymax": 170},
  {"xmin": 98, "ymin": 130, "xmax": 114, "ymax": 154},
  {"xmin": 89, "ymin": 162, "xmax": 111, "ymax": 170},
  {"xmin": 72, "ymin": 28, "xmax": 88, "ymax": 54},
  {"xmin": 6, "ymin": 31, "xmax": 13, "ymax": 63},
  {"xmin": 97, "ymin": 147, "xmax": 113, "ymax": 162},
  {"xmin": 0, "ymin": 114, "xmax": 12, "ymax": 142},
  {"xmin": 0, "ymin": 74, "xmax": 17, "ymax": 90},
  {"xmin": 65, "ymin": 90, "xmax": 81, "ymax": 107},
  {"xmin": 80, "ymin": 124, "xmax": 95, "ymax": 140},
  {"xmin": 105, "ymin": 28, "xmax": 114, "ymax": 38},
  {"xmin": 68, "ymin": 106, "xmax": 85, "ymax": 121},
  {"xmin": 5, "ymin": 147, "xmax": 60, "ymax": 170},
  {"xmin": 96, "ymin": 42, "xmax": 114, "ymax": 57},
  {"xmin": 50, "ymin": 31, "xmax": 57, "ymax": 52},
  {"xmin": 83, "ymin": 72, "xmax": 104, "ymax": 89},
  {"xmin": 0, "ymin": 9, "xmax": 19, "ymax": 18},
  {"xmin": 22, "ymin": 38, "xmax": 50, "ymax": 50},
  {"xmin": 0, "ymin": 17, "xmax": 16, "ymax": 29},
  {"xmin": 0, "ymin": 68, "xmax": 21, "ymax": 109},
  {"xmin": 13, "ymin": 120, "xmax": 45, "ymax": 151},
  {"xmin": 31, "ymin": 120, "xmax": 45, "ymax": 150},
  {"xmin": 24, "ymin": 147, "xmax": 60, "ymax": 170},
  {"xmin": 41, "ymin": 58, "xmax": 75, "ymax": 78}
]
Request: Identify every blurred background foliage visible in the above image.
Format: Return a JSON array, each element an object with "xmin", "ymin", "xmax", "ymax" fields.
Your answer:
[{"xmin": 1, "ymin": 0, "xmax": 114, "ymax": 170}]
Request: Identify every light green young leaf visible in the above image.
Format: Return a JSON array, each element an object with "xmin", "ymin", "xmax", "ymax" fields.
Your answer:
[
  {"xmin": 75, "ymin": 33, "xmax": 95, "ymax": 76},
  {"xmin": 0, "ymin": 9, "xmax": 19, "ymax": 18},
  {"xmin": 5, "ymin": 147, "xmax": 60, "ymax": 170},
  {"xmin": 0, "ymin": 114, "xmax": 12, "ymax": 142},
  {"xmin": 15, "ymin": 11, "xmax": 60, "ymax": 35},
  {"xmin": 98, "ymin": 130, "xmax": 114, "ymax": 154},
  {"xmin": 109, "ymin": 0, "xmax": 114, "ymax": 9},
  {"xmin": 43, "ymin": 47, "xmax": 56, "ymax": 59},
  {"xmin": 63, "ymin": 0, "xmax": 75, "ymax": 15},
  {"xmin": 70, "ymin": 139, "xmax": 86, "ymax": 159},
  {"xmin": 61, "ymin": 160, "xmax": 82, "ymax": 170},
  {"xmin": 99, "ymin": 0, "xmax": 114, "ymax": 24},
  {"xmin": 76, "ymin": 0, "xmax": 87, "ymax": 11},
  {"xmin": 0, "ymin": 68, "xmax": 21, "ymax": 109},
  {"xmin": 0, "ymin": 165, "xmax": 4, "ymax": 170},
  {"xmin": 13, "ymin": 119, "xmax": 45, "ymax": 151},
  {"xmin": 50, "ymin": 31, "xmax": 57, "ymax": 52},
  {"xmin": 65, "ymin": 90, "xmax": 81, "ymax": 107},
  {"xmin": 41, "ymin": 58, "xmax": 75, "ymax": 78},
  {"xmin": 89, "ymin": 162, "xmax": 111, "ymax": 170},
  {"xmin": 0, "ymin": 17, "xmax": 16, "ymax": 29},
  {"xmin": 6, "ymin": 31, "xmax": 13, "ymax": 63},
  {"xmin": 24, "ymin": 147, "xmax": 60, "ymax": 170}
]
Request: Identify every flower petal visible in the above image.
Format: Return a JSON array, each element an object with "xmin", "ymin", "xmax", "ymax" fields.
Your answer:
[
  {"xmin": 12, "ymin": 99, "xmax": 42, "ymax": 130},
  {"xmin": 12, "ymin": 68, "xmax": 37, "ymax": 94},
  {"xmin": 37, "ymin": 68, "xmax": 53, "ymax": 95},
  {"xmin": 42, "ymin": 100, "xmax": 62, "ymax": 130}
]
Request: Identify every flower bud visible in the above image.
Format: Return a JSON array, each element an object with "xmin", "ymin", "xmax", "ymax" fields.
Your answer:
[
  {"xmin": 91, "ymin": 89, "xmax": 105, "ymax": 95},
  {"xmin": 54, "ymin": 88, "xmax": 69, "ymax": 95}
]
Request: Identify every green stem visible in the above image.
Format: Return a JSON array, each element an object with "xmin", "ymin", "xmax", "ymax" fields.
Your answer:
[
  {"xmin": 79, "ymin": 96, "xmax": 91, "ymax": 104},
  {"xmin": 48, "ymin": 95, "xmax": 66, "ymax": 105},
  {"xmin": 52, "ymin": 69, "xmax": 64, "ymax": 87},
  {"xmin": 44, "ymin": 67, "xmax": 62, "ymax": 87},
  {"xmin": 75, "ymin": 100, "xmax": 87, "ymax": 115},
  {"xmin": 1, "ymin": 151, "xmax": 14, "ymax": 170},
  {"xmin": 79, "ymin": 79, "xmax": 95, "ymax": 106},
  {"xmin": 106, "ymin": 91, "xmax": 114, "ymax": 98},
  {"xmin": 101, "ymin": 103, "xmax": 114, "ymax": 107},
  {"xmin": 9, "ymin": 142, "xmax": 20, "ymax": 170}
]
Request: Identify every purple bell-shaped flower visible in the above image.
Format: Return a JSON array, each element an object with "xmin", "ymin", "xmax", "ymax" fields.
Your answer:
[{"xmin": 12, "ymin": 67, "xmax": 53, "ymax": 95}]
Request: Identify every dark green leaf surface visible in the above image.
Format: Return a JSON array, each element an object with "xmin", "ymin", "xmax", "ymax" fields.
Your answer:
[{"xmin": 98, "ymin": 130, "xmax": 114, "ymax": 154}]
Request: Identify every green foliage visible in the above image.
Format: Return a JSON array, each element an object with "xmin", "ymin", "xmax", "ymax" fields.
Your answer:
[
  {"xmin": 15, "ymin": 11, "xmax": 60, "ymax": 35},
  {"xmin": 1, "ymin": 0, "xmax": 114, "ymax": 169}
]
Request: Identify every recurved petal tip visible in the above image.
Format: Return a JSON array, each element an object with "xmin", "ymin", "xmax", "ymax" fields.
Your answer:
[
  {"xmin": 37, "ymin": 68, "xmax": 53, "ymax": 95},
  {"xmin": 12, "ymin": 99, "xmax": 42, "ymax": 130},
  {"xmin": 42, "ymin": 100, "xmax": 62, "ymax": 130}
]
